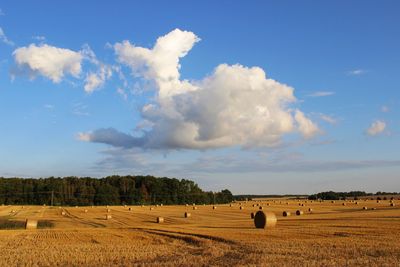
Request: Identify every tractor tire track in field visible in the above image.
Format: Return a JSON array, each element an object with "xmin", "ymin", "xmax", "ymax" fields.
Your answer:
[
  {"xmin": 108, "ymin": 208, "xmax": 186, "ymax": 226},
  {"xmin": 134, "ymin": 228, "xmax": 258, "ymax": 266},
  {"xmin": 61, "ymin": 208, "xmax": 106, "ymax": 228}
]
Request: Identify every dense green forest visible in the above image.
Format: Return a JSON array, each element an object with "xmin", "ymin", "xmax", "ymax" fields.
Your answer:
[{"xmin": 0, "ymin": 176, "xmax": 233, "ymax": 206}]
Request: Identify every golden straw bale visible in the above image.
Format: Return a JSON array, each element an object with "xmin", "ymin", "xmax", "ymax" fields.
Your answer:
[
  {"xmin": 282, "ymin": 211, "xmax": 291, "ymax": 217},
  {"xmin": 25, "ymin": 219, "xmax": 37, "ymax": 230},
  {"xmin": 254, "ymin": 211, "xmax": 277, "ymax": 229},
  {"xmin": 296, "ymin": 210, "xmax": 304, "ymax": 216}
]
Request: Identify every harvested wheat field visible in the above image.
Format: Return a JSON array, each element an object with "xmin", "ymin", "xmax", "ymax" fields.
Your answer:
[{"xmin": 0, "ymin": 200, "xmax": 399, "ymax": 266}]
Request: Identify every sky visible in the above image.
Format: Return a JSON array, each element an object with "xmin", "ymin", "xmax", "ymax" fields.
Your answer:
[{"xmin": 0, "ymin": 1, "xmax": 399, "ymax": 194}]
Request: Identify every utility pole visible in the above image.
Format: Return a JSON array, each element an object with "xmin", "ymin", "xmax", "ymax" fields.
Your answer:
[
  {"xmin": 213, "ymin": 192, "xmax": 215, "ymax": 205},
  {"xmin": 51, "ymin": 190, "xmax": 54, "ymax": 206}
]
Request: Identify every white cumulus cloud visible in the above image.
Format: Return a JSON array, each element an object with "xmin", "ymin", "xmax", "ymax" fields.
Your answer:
[
  {"xmin": 366, "ymin": 120, "xmax": 386, "ymax": 136},
  {"xmin": 12, "ymin": 44, "xmax": 83, "ymax": 83},
  {"xmin": 80, "ymin": 29, "xmax": 320, "ymax": 150},
  {"xmin": 84, "ymin": 65, "xmax": 112, "ymax": 93}
]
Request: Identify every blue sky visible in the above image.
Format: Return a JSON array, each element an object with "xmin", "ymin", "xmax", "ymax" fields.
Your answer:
[{"xmin": 0, "ymin": 1, "xmax": 399, "ymax": 194}]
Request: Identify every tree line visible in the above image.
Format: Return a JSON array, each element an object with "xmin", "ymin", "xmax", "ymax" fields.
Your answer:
[
  {"xmin": 0, "ymin": 176, "xmax": 233, "ymax": 206},
  {"xmin": 308, "ymin": 191, "xmax": 400, "ymax": 200}
]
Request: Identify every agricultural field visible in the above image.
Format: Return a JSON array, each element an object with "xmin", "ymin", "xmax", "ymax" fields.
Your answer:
[{"xmin": 0, "ymin": 199, "xmax": 399, "ymax": 266}]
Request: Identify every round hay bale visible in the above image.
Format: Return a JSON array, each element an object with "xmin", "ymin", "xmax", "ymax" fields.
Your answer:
[
  {"xmin": 160, "ymin": 204, "xmax": 163, "ymax": 207},
  {"xmin": 253, "ymin": 211, "xmax": 277, "ymax": 229},
  {"xmin": 286, "ymin": 202, "xmax": 289, "ymax": 205},
  {"xmin": 390, "ymin": 203, "xmax": 395, "ymax": 207},
  {"xmin": 150, "ymin": 207, "xmax": 154, "ymax": 211},
  {"xmin": 239, "ymin": 206, "xmax": 244, "ymax": 210},
  {"xmin": 282, "ymin": 211, "xmax": 291, "ymax": 217},
  {"xmin": 252, "ymin": 204, "xmax": 256, "ymax": 207},
  {"xmin": 61, "ymin": 211, "xmax": 66, "ymax": 216},
  {"xmin": 107, "ymin": 209, "xmax": 111, "ymax": 213},
  {"xmin": 296, "ymin": 210, "xmax": 304, "ymax": 216},
  {"xmin": 192, "ymin": 203, "xmax": 196, "ymax": 206},
  {"xmin": 259, "ymin": 206, "xmax": 264, "ymax": 210},
  {"xmin": 342, "ymin": 203, "xmax": 346, "ymax": 206},
  {"xmin": 363, "ymin": 206, "xmax": 368, "ymax": 210},
  {"xmin": 308, "ymin": 208, "xmax": 313, "ymax": 212},
  {"xmin": 301, "ymin": 204, "xmax": 305, "ymax": 207},
  {"xmin": 376, "ymin": 200, "xmax": 380, "ymax": 203},
  {"xmin": 266, "ymin": 203, "xmax": 270, "ymax": 206},
  {"xmin": 213, "ymin": 206, "xmax": 217, "ymax": 210},
  {"xmin": 229, "ymin": 204, "xmax": 232, "ymax": 207},
  {"xmin": 372, "ymin": 208, "xmax": 377, "ymax": 210},
  {"xmin": 185, "ymin": 204, "xmax": 189, "ymax": 207},
  {"xmin": 128, "ymin": 207, "xmax": 132, "ymax": 211},
  {"xmin": 331, "ymin": 201, "xmax": 335, "ymax": 204},
  {"xmin": 251, "ymin": 212, "xmax": 255, "ymax": 219},
  {"xmin": 193, "ymin": 206, "xmax": 197, "ymax": 210},
  {"xmin": 157, "ymin": 217, "xmax": 164, "ymax": 223},
  {"xmin": 355, "ymin": 202, "xmax": 359, "ymax": 205},
  {"xmin": 25, "ymin": 219, "xmax": 38, "ymax": 230},
  {"xmin": 84, "ymin": 209, "xmax": 88, "ymax": 213},
  {"xmin": 106, "ymin": 214, "xmax": 112, "ymax": 220},
  {"xmin": 184, "ymin": 212, "xmax": 191, "ymax": 218}
]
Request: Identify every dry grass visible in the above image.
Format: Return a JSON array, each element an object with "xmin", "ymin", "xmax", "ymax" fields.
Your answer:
[{"xmin": 0, "ymin": 200, "xmax": 399, "ymax": 266}]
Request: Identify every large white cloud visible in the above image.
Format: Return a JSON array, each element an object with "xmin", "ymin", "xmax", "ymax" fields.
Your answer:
[
  {"xmin": 114, "ymin": 28, "xmax": 200, "ymax": 98},
  {"xmin": 366, "ymin": 120, "xmax": 386, "ymax": 136},
  {"xmin": 12, "ymin": 44, "xmax": 83, "ymax": 83},
  {"xmin": 79, "ymin": 29, "xmax": 320, "ymax": 150}
]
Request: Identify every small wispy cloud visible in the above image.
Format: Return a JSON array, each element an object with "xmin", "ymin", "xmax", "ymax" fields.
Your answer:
[
  {"xmin": 0, "ymin": 9, "xmax": 4, "ymax": 16},
  {"xmin": 117, "ymin": 87, "xmax": 128, "ymax": 100},
  {"xmin": 381, "ymin": 105, "xmax": 390, "ymax": 113},
  {"xmin": 307, "ymin": 91, "xmax": 335, "ymax": 97},
  {"xmin": 319, "ymin": 114, "xmax": 338, "ymax": 125},
  {"xmin": 72, "ymin": 103, "xmax": 90, "ymax": 116},
  {"xmin": 0, "ymin": 27, "xmax": 14, "ymax": 46},
  {"xmin": 32, "ymin": 35, "xmax": 46, "ymax": 42},
  {"xmin": 366, "ymin": 120, "xmax": 386, "ymax": 136},
  {"xmin": 44, "ymin": 104, "xmax": 54, "ymax": 109},
  {"xmin": 347, "ymin": 69, "xmax": 367, "ymax": 76}
]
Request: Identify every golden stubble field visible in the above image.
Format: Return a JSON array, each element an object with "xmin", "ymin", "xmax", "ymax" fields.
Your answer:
[{"xmin": 0, "ymin": 199, "xmax": 399, "ymax": 267}]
